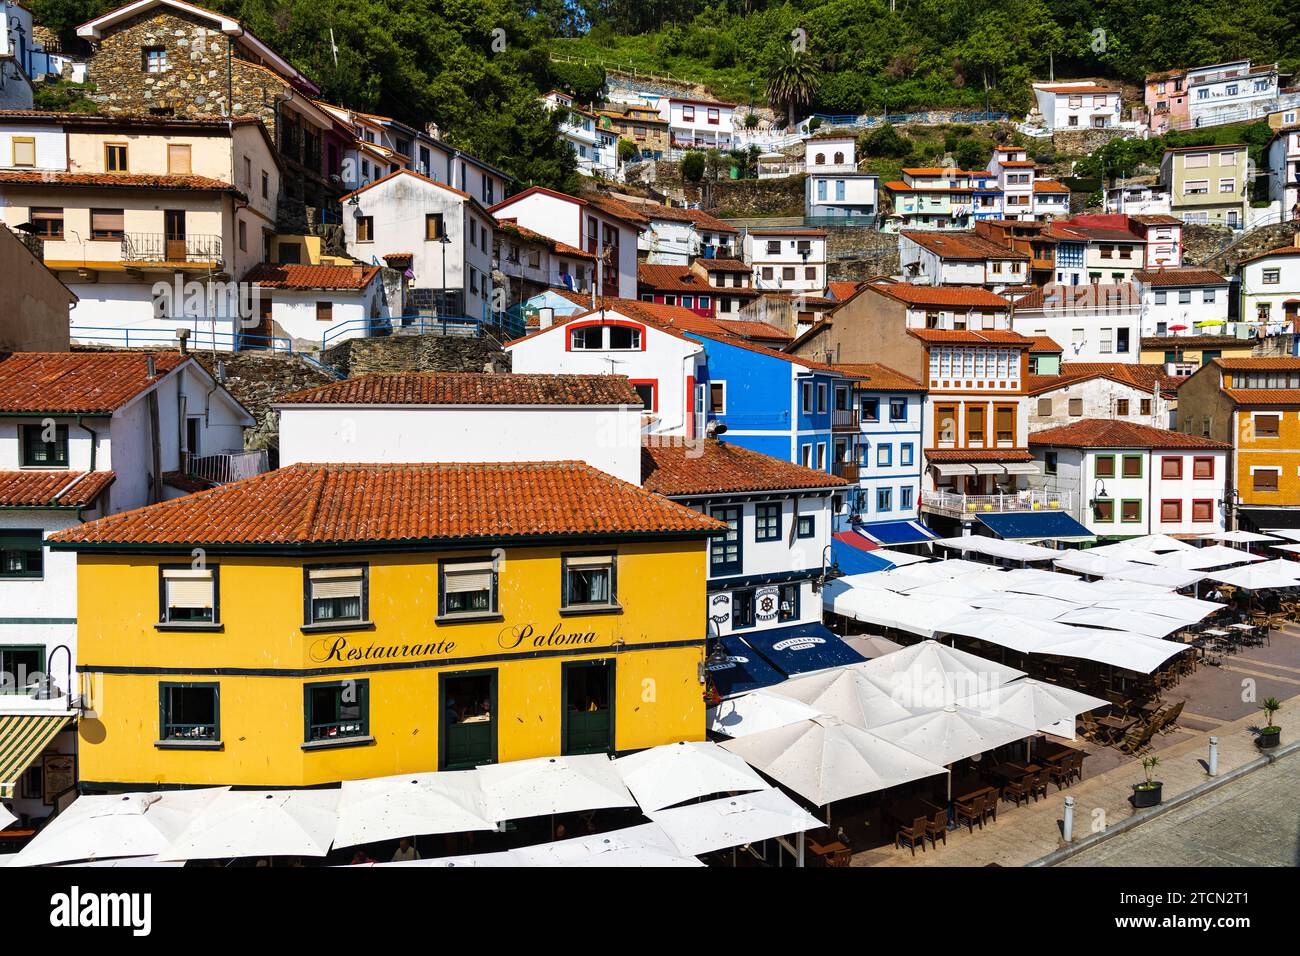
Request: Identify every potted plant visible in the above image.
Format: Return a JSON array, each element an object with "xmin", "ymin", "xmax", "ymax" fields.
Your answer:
[
  {"xmin": 1257, "ymin": 697, "xmax": 1282, "ymax": 749},
  {"xmin": 1131, "ymin": 755, "xmax": 1162, "ymax": 808}
]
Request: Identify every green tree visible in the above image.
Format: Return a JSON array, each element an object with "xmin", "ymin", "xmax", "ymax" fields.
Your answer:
[{"xmin": 681, "ymin": 150, "xmax": 706, "ymax": 182}]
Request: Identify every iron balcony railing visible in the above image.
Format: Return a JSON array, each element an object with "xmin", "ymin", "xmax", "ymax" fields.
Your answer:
[
  {"xmin": 922, "ymin": 489, "xmax": 1071, "ymax": 517},
  {"xmin": 831, "ymin": 461, "xmax": 860, "ymax": 481},
  {"xmin": 185, "ymin": 449, "xmax": 269, "ymax": 485},
  {"xmin": 121, "ymin": 232, "xmax": 224, "ymax": 264},
  {"xmin": 831, "ymin": 408, "xmax": 860, "ymax": 431}
]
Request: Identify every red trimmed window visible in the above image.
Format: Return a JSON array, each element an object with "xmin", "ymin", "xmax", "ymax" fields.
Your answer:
[
  {"xmin": 1192, "ymin": 456, "xmax": 1214, "ymax": 480},
  {"xmin": 1160, "ymin": 456, "xmax": 1182, "ymax": 479},
  {"xmin": 1191, "ymin": 499, "xmax": 1214, "ymax": 522},
  {"xmin": 1160, "ymin": 499, "xmax": 1181, "ymax": 523}
]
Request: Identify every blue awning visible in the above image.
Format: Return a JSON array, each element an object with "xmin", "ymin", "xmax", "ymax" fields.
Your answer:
[
  {"xmin": 978, "ymin": 511, "xmax": 1093, "ymax": 542},
  {"xmin": 856, "ymin": 519, "xmax": 938, "ymax": 546},
  {"xmin": 741, "ymin": 623, "xmax": 866, "ymax": 677},
  {"xmin": 706, "ymin": 635, "xmax": 785, "ymax": 697},
  {"xmin": 832, "ymin": 535, "xmax": 896, "ymax": 575}
]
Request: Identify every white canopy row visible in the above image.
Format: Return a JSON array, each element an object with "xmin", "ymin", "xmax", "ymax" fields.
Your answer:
[{"xmin": 932, "ymin": 536, "xmax": 1061, "ymax": 563}]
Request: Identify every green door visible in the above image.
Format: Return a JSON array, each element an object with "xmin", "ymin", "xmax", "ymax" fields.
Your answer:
[
  {"xmin": 562, "ymin": 660, "xmax": 615, "ymax": 755},
  {"xmin": 439, "ymin": 669, "xmax": 497, "ymax": 770}
]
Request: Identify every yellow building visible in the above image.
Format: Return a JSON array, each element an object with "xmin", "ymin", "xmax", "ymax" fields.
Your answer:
[
  {"xmin": 50, "ymin": 461, "xmax": 721, "ymax": 790},
  {"xmin": 1175, "ymin": 357, "xmax": 1300, "ymax": 529},
  {"xmin": 1138, "ymin": 333, "xmax": 1257, "ymax": 371}
]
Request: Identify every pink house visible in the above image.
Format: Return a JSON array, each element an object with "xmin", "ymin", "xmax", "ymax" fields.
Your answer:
[{"xmin": 1143, "ymin": 70, "xmax": 1190, "ymax": 134}]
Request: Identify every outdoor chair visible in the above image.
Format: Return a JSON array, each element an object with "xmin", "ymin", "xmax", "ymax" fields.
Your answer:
[
  {"xmin": 1078, "ymin": 713, "xmax": 1102, "ymax": 742},
  {"xmin": 1002, "ymin": 777, "xmax": 1031, "ymax": 808},
  {"xmin": 1118, "ymin": 727, "xmax": 1147, "ymax": 755},
  {"xmin": 1029, "ymin": 771, "xmax": 1050, "ymax": 802},
  {"xmin": 954, "ymin": 797, "xmax": 985, "ymax": 834},
  {"xmin": 895, "ymin": 816, "xmax": 928, "ymax": 856},
  {"xmin": 924, "ymin": 808, "xmax": 948, "ymax": 849},
  {"xmin": 1048, "ymin": 761, "xmax": 1073, "ymax": 790},
  {"xmin": 1159, "ymin": 699, "xmax": 1185, "ymax": 734}
]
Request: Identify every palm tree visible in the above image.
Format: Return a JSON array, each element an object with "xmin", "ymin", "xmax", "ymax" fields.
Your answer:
[{"xmin": 767, "ymin": 48, "xmax": 820, "ymax": 131}]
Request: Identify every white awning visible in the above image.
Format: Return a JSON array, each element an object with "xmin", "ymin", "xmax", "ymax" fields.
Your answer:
[
  {"xmin": 933, "ymin": 463, "xmax": 977, "ymax": 476},
  {"xmin": 613, "ymin": 741, "xmax": 767, "ymax": 812},
  {"xmin": 647, "ymin": 787, "xmax": 824, "ymax": 857},
  {"xmin": 1001, "ymin": 462, "xmax": 1042, "ymax": 475},
  {"xmin": 477, "ymin": 754, "xmax": 638, "ymax": 822},
  {"xmin": 334, "ymin": 771, "xmax": 496, "ymax": 848},
  {"xmin": 972, "ymin": 463, "xmax": 1005, "ymax": 475}
]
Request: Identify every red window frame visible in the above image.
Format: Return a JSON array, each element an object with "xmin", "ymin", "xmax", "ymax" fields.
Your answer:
[
  {"xmin": 707, "ymin": 108, "xmax": 720, "ymax": 125},
  {"xmin": 1159, "ymin": 499, "xmax": 1182, "ymax": 523},
  {"xmin": 629, "ymin": 378, "xmax": 658, "ymax": 412},
  {"xmin": 682, "ymin": 105, "xmax": 695, "ymax": 122},
  {"xmin": 565, "ymin": 318, "xmax": 647, "ymax": 352},
  {"xmin": 1192, "ymin": 456, "xmax": 1214, "ymax": 480},
  {"xmin": 1191, "ymin": 499, "xmax": 1214, "ymax": 522},
  {"xmin": 1160, "ymin": 456, "xmax": 1182, "ymax": 479}
]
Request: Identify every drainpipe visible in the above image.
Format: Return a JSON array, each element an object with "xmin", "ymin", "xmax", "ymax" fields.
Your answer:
[{"xmin": 75, "ymin": 415, "xmax": 98, "ymax": 473}]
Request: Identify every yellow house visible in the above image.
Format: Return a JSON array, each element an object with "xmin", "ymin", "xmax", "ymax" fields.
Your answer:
[
  {"xmin": 50, "ymin": 461, "xmax": 721, "ymax": 790},
  {"xmin": 1138, "ymin": 334, "xmax": 1257, "ymax": 371},
  {"xmin": 1174, "ymin": 357, "xmax": 1300, "ymax": 529}
]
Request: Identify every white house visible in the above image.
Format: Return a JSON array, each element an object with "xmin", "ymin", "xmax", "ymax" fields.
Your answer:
[
  {"xmin": 662, "ymin": 97, "xmax": 735, "ymax": 151},
  {"xmin": 898, "ymin": 230, "xmax": 1030, "ymax": 291},
  {"xmin": 505, "ymin": 299, "xmax": 708, "ymax": 439},
  {"xmin": 1032, "ymin": 83, "xmax": 1124, "ymax": 130},
  {"xmin": 988, "ymin": 147, "xmax": 1036, "ymax": 220},
  {"xmin": 641, "ymin": 438, "xmax": 860, "ymax": 694},
  {"xmin": 1030, "ymin": 419, "xmax": 1229, "ymax": 537},
  {"xmin": 541, "ymin": 91, "xmax": 619, "ymax": 179},
  {"xmin": 494, "ymin": 219, "xmax": 596, "ymax": 305},
  {"xmin": 1129, "ymin": 215, "xmax": 1184, "ymax": 268},
  {"xmin": 1239, "ymin": 236, "xmax": 1300, "ymax": 332},
  {"xmin": 0, "ymin": 350, "xmax": 253, "ymax": 824},
  {"xmin": 1105, "ymin": 182, "xmax": 1173, "ymax": 216},
  {"xmin": 1131, "ymin": 268, "xmax": 1230, "ymax": 336},
  {"xmin": 1186, "ymin": 60, "xmax": 1280, "ymax": 129},
  {"xmin": 242, "ymin": 263, "xmax": 394, "ymax": 349},
  {"xmin": 1029, "ymin": 364, "xmax": 1175, "ymax": 430},
  {"xmin": 1266, "ymin": 124, "xmax": 1300, "ymax": 222},
  {"xmin": 275, "ymin": 371, "xmax": 643, "ymax": 485},
  {"xmin": 339, "ymin": 168, "xmax": 496, "ymax": 319},
  {"xmin": 489, "ymin": 186, "xmax": 643, "ymax": 299},
  {"xmin": 743, "ymin": 229, "xmax": 827, "ymax": 295},
  {"xmin": 1011, "ymin": 283, "xmax": 1141, "ymax": 362},
  {"xmin": 619, "ymin": 201, "xmax": 739, "ymax": 265},
  {"xmin": 803, "ymin": 134, "xmax": 877, "ymax": 220}
]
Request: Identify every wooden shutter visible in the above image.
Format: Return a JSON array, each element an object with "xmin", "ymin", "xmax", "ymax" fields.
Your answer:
[
  {"xmin": 444, "ymin": 561, "xmax": 494, "ymax": 593},
  {"xmin": 163, "ymin": 568, "xmax": 214, "ymax": 609},
  {"xmin": 168, "ymin": 144, "xmax": 192, "ymax": 174},
  {"xmin": 309, "ymin": 567, "xmax": 363, "ymax": 600}
]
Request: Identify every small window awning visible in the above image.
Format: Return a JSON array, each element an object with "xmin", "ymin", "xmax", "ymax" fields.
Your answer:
[
  {"xmin": 0, "ymin": 714, "xmax": 70, "ymax": 799},
  {"xmin": 978, "ymin": 511, "xmax": 1093, "ymax": 542},
  {"xmin": 742, "ymin": 623, "xmax": 866, "ymax": 676},
  {"xmin": 707, "ymin": 636, "xmax": 785, "ymax": 698},
  {"xmin": 934, "ymin": 463, "xmax": 977, "ymax": 476},
  {"xmin": 856, "ymin": 519, "xmax": 938, "ymax": 546}
]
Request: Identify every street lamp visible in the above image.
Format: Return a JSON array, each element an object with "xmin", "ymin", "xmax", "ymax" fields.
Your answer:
[
  {"xmin": 439, "ymin": 234, "xmax": 452, "ymax": 316},
  {"xmin": 1088, "ymin": 478, "xmax": 1109, "ymax": 519}
]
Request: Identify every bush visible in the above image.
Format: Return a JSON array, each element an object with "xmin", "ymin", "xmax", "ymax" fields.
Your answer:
[
  {"xmin": 618, "ymin": 138, "xmax": 638, "ymax": 162},
  {"xmin": 861, "ymin": 123, "xmax": 912, "ymax": 159},
  {"xmin": 681, "ymin": 151, "xmax": 706, "ymax": 182}
]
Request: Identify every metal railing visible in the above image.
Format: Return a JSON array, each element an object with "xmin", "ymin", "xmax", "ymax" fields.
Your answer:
[
  {"xmin": 121, "ymin": 232, "xmax": 223, "ymax": 264},
  {"xmin": 831, "ymin": 408, "xmax": 860, "ymax": 430},
  {"xmin": 70, "ymin": 324, "xmax": 292, "ymax": 353},
  {"xmin": 922, "ymin": 489, "xmax": 1070, "ymax": 517},
  {"xmin": 831, "ymin": 461, "xmax": 860, "ymax": 481},
  {"xmin": 186, "ymin": 449, "xmax": 268, "ymax": 485}
]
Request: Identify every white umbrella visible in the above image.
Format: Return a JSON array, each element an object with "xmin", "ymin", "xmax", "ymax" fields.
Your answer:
[
  {"xmin": 1082, "ymin": 542, "xmax": 1158, "ymax": 562},
  {"xmin": 955, "ymin": 678, "xmax": 1108, "ymax": 738},
  {"xmin": 1145, "ymin": 545, "xmax": 1266, "ymax": 571},
  {"xmin": 983, "ymin": 567, "xmax": 1072, "ymax": 591},
  {"xmin": 56, "ymin": 856, "xmax": 185, "ymax": 868},
  {"xmin": 1090, "ymin": 595, "xmax": 1222, "ymax": 625},
  {"xmin": 857, "ymin": 639, "xmax": 1025, "ymax": 709},
  {"xmin": 869, "ymin": 548, "xmax": 933, "ymax": 567},
  {"xmin": 1272, "ymin": 543, "xmax": 1300, "ymax": 556},
  {"xmin": 840, "ymin": 634, "xmax": 905, "ymax": 659},
  {"xmin": 333, "ymin": 771, "xmax": 496, "ymax": 848},
  {"xmin": 764, "ymin": 666, "xmax": 917, "ymax": 729},
  {"xmin": 1101, "ymin": 562, "xmax": 1205, "ymax": 590},
  {"xmin": 510, "ymin": 823, "xmax": 704, "ymax": 867},
  {"xmin": 1055, "ymin": 605, "xmax": 1186, "ymax": 637},
  {"xmin": 936, "ymin": 609, "xmax": 1069, "ymax": 654},
  {"xmin": 720, "ymin": 717, "xmax": 948, "ymax": 805},
  {"xmin": 709, "ymin": 689, "xmax": 825, "ymax": 739},
  {"xmin": 1053, "ymin": 551, "xmax": 1129, "ymax": 577},
  {"xmin": 366, "ymin": 850, "xmax": 516, "ymax": 867},
  {"xmin": 822, "ymin": 579, "xmax": 972, "ymax": 637},
  {"xmin": 906, "ymin": 577, "xmax": 1000, "ymax": 601},
  {"xmin": 613, "ymin": 741, "xmax": 767, "ymax": 812},
  {"xmin": 647, "ymin": 787, "xmax": 824, "ymax": 857},
  {"xmin": 1203, "ymin": 559, "xmax": 1300, "ymax": 591},
  {"xmin": 1265, "ymin": 529, "xmax": 1300, "ymax": 543},
  {"xmin": 1204, "ymin": 530, "xmax": 1279, "ymax": 544},
  {"xmin": 1114, "ymin": 533, "xmax": 1196, "ymax": 552},
  {"xmin": 157, "ymin": 789, "xmax": 340, "ymax": 861},
  {"xmin": 13, "ymin": 788, "xmax": 229, "ymax": 868},
  {"xmin": 0, "ymin": 804, "xmax": 15, "ymax": 832},
  {"xmin": 870, "ymin": 704, "xmax": 1037, "ymax": 767},
  {"xmin": 969, "ymin": 592, "xmax": 1084, "ymax": 621},
  {"xmin": 1035, "ymin": 629, "xmax": 1187, "ymax": 674},
  {"xmin": 996, "ymin": 575, "xmax": 1103, "ymax": 604},
  {"xmin": 477, "ymin": 753, "xmax": 637, "ymax": 822},
  {"xmin": 1082, "ymin": 578, "xmax": 1181, "ymax": 600}
]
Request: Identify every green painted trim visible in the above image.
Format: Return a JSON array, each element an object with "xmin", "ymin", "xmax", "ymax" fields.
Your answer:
[{"xmin": 0, "ymin": 617, "xmax": 76, "ymax": 624}]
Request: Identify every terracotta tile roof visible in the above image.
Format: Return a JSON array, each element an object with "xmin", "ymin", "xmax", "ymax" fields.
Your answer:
[
  {"xmin": 830, "ymin": 363, "xmax": 925, "ymax": 391},
  {"xmin": 1030, "ymin": 419, "xmax": 1229, "ymax": 450},
  {"xmin": 1239, "ymin": 242, "xmax": 1300, "ymax": 265},
  {"xmin": 827, "ymin": 280, "xmax": 865, "ymax": 301},
  {"xmin": 276, "ymin": 372, "xmax": 641, "ymax": 406},
  {"xmin": 1026, "ymin": 374, "xmax": 1062, "ymax": 394},
  {"xmin": 1013, "ymin": 282, "xmax": 1138, "ymax": 311},
  {"xmin": 1132, "ymin": 268, "xmax": 1228, "ymax": 286},
  {"xmin": 713, "ymin": 320, "xmax": 791, "ymax": 343},
  {"xmin": 161, "ymin": 471, "xmax": 215, "ymax": 495},
  {"xmin": 695, "ymin": 258, "xmax": 749, "ymax": 272},
  {"xmin": 907, "ymin": 328, "xmax": 1034, "ymax": 346},
  {"xmin": 0, "ymin": 471, "xmax": 115, "ymax": 508},
  {"xmin": 870, "ymin": 284, "xmax": 1013, "ymax": 309},
  {"xmin": 1053, "ymin": 362, "xmax": 1180, "ymax": 397},
  {"xmin": 925, "ymin": 448, "xmax": 1035, "ymax": 462},
  {"xmin": 1035, "ymin": 84, "xmax": 1120, "ymax": 94},
  {"xmin": 1130, "ymin": 215, "xmax": 1182, "ymax": 226},
  {"xmin": 899, "ymin": 230, "xmax": 1029, "ymax": 260},
  {"xmin": 496, "ymin": 219, "xmax": 597, "ymax": 260},
  {"xmin": 582, "ymin": 192, "xmax": 651, "ymax": 227},
  {"xmin": 242, "ymin": 263, "xmax": 381, "ymax": 290},
  {"xmin": 1141, "ymin": 334, "xmax": 1253, "ymax": 350},
  {"xmin": 0, "ymin": 171, "xmax": 243, "ymax": 195},
  {"xmin": 505, "ymin": 297, "xmax": 710, "ymax": 348},
  {"xmin": 623, "ymin": 201, "xmax": 738, "ymax": 232},
  {"xmin": 900, "ymin": 168, "xmax": 985, "ymax": 176},
  {"xmin": 1033, "ymin": 180, "xmax": 1071, "ymax": 193},
  {"xmin": 641, "ymin": 440, "xmax": 847, "ymax": 496},
  {"xmin": 1222, "ymin": 390, "xmax": 1300, "ymax": 405},
  {"xmin": 0, "ymin": 351, "xmax": 185, "ymax": 413},
  {"xmin": 638, "ymin": 263, "xmax": 714, "ymax": 293},
  {"xmin": 1213, "ymin": 357, "xmax": 1300, "ymax": 370},
  {"xmin": 48, "ymin": 462, "xmax": 723, "ymax": 548},
  {"xmin": 1028, "ymin": 335, "xmax": 1063, "ymax": 352}
]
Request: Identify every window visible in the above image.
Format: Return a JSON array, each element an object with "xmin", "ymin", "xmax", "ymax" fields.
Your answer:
[
  {"xmin": 816, "ymin": 384, "xmax": 827, "ymax": 414},
  {"xmin": 156, "ymin": 567, "xmax": 217, "ymax": 625},
  {"xmin": 1160, "ymin": 500, "xmax": 1181, "ymax": 523},
  {"xmin": 30, "ymin": 207, "xmax": 63, "ymax": 240},
  {"xmin": 1093, "ymin": 499, "xmax": 1114, "ymax": 522},
  {"xmin": 796, "ymin": 515, "xmax": 815, "ymax": 539},
  {"xmin": 877, "ymin": 444, "xmax": 893, "ymax": 467},
  {"xmin": 1203, "ymin": 290, "xmax": 1216, "ymax": 303},
  {"xmin": 707, "ymin": 108, "xmax": 719, "ymax": 125},
  {"xmin": 900, "ymin": 487, "xmax": 914, "ymax": 510},
  {"xmin": 777, "ymin": 582, "xmax": 799, "ymax": 623},
  {"xmin": 570, "ymin": 325, "xmax": 603, "ymax": 350},
  {"xmin": 1252, "ymin": 469, "xmax": 1279, "ymax": 492},
  {"xmin": 20, "ymin": 423, "xmax": 68, "ymax": 466},
  {"xmin": 158, "ymin": 683, "xmax": 219, "ymax": 743},
  {"xmin": 104, "ymin": 143, "xmax": 128, "ymax": 173},
  {"xmin": 632, "ymin": 381, "xmax": 655, "ymax": 410},
  {"xmin": 261, "ymin": 171, "xmax": 269, "ymax": 200},
  {"xmin": 1262, "ymin": 269, "xmax": 1280, "ymax": 284},
  {"xmin": 967, "ymin": 405, "xmax": 985, "ymax": 445},
  {"xmin": 710, "ymin": 506, "xmax": 742, "ymax": 575},
  {"xmin": 1161, "ymin": 456, "xmax": 1182, "ymax": 479},
  {"xmin": 608, "ymin": 325, "xmax": 641, "ymax": 350},
  {"xmin": 682, "ymin": 105, "xmax": 695, "ymax": 122},
  {"xmin": 1140, "ymin": 399, "xmax": 1152, "ymax": 416},
  {"xmin": 1192, "ymin": 499, "xmax": 1214, "ymax": 522},
  {"xmin": 1254, "ymin": 414, "xmax": 1280, "ymax": 437},
  {"xmin": 731, "ymin": 589, "xmax": 756, "ymax": 630},
  {"xmin": 562, "ymin": 553, "xmax": 617, "ymax": 610},
  {"xmin": 861, "ymin": 397, "xmax": 879, "ymax": 422},
  {"xmin": 889, "ymin": 398, "xmax": 907, "ymax": 422},
  {"xmin": 142, "ymin": 46, "xmax": 167, "ymax": 73},
  {"xmin": 1121, "ymin": 499, "xmax": 1142, "ymax": 523},
  {"xmin": 1068, "ymin": 398, "xmax": 1083, "ymax": 417},
  {"xmin": 356, "ymin": 216, "xmax": 374, "ymax": 242},
  {"xmin": 1116, "ymin": 399, "xmax": 1129, "ymax": 416},
  {"xmin": 440, "ymin": 559, "xmax": 498, "ymax": 617},
  {"xmin": 994, "ymin": 406, "xmax": 1015, "ymax": 444},
  {"xmin": 167, "ymin": 144, "xmax": 191, "ymax": 174},
  {"xmin": 425, "ymin": 213, "xmax": 444, "ymax": 240},
  {"xmin": 1044, "ymin": 451, "xmax": 1058, "ymax": 476},
  {"xmin": 11, "ymin": 136, "xmax": 35, "ymax": 167},
  {"xmin": 900, "ymin": 443, "xmax": 914, "ymax": 467},
  {"xmin": 782, "ymin": 267, "xmax": 796, "ymax": 281},
  {"xmin": 755, "ymin": 503, "xmax": 782, "ymax": 542},
  {"xmin": 305, "ymin": 565, "xmax": 366, "ymax": 625},
  {"xmin": 0, "ymin": 645, "xmax": 45, "ymax": 695},
  {"xmin": 90, "ymin": 209, "xmax": 124, "ymax": 240},
  {"xmin": 0, "ymin": 531, "xmax": 43, "ymax": 579},
  {"xmin": 304, "ymin": 680, "xmax": 369, "ymax": 744},
  {"xmin": 1121, "ymin": 455, "xmax": 1143, "ymax": 478},
  {"xmin": 877, "ymin": 487, "xmax": 893, "ymax": 512},
  {"xmin": 1192, "ymin": 457, "xmax": 1214, "ymax": 480},
  {"xmin": 709, "ymin": 382, "xmax": 726, "ymax": 414},
  {"xmin": 238, "ymin": 219, "xmax": 247, "ymax": 252},
  {"xmin": 1096, "ymin": 455, "xmax": 1115, "ymax": 478},
  {"xmin": 1037, "ymin": 397, "xmax": 1052, "ymax": 416}
]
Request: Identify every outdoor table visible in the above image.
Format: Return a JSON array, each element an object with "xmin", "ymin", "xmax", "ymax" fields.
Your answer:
[
  {"xmin": 988, "ymin": 763, "xmax": 1037, "ymax": 783},
  {"xmin": 1097, "ymin": 715, "xmax": 1136, "ymax": 733},
  {"xmin": 0, "ymin": 828, "xmax": 35, "ymax": 845},
  {"xmin": 1228, "ymin": 623, "xmax": 1254, "ymax": 631},
  {"xmin": 954, "ymin": 785, "xmax": 998, "ymax": 805},
  {"xmin": 810, "ymin": 840, "xmax": 849, "ymax": 858},
  {"xmin": 884, "ymin": 798, "xmax": 943, "ymax": 833}
]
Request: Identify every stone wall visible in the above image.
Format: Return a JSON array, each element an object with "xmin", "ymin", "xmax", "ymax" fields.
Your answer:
[
  {"xmin": 1201, "ymin": 221, "xmax": 1300, "ymax": 275},
  {"xmin": 1051, "ymin": 127, "xmax": 1134, "ymax": 157},
  {"xmin": 320, "ymin": 333, "xmax": 511, "ymax": 379},
  {"xmin": 188, "ymin": 351, "xmax": 339, "ymax": 454}
]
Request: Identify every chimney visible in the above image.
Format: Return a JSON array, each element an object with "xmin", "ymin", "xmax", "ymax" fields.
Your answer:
[
  {"xmin": 146, "ymin": 355, "xmax": 156, "ymax": 377},
  {"xmin": 352, "ymin": 264, "xmax": 364, "ymax": 282},
  {"xmin": 538, "ymin": 307, "xmax": 555, "ymax": 329},
  {"xmin": 175, "ymin": 327, "xmax": 190, "ymax": 355}
]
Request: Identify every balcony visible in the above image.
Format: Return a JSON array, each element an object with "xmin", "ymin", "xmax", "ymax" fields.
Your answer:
[
  {"xmin": 185, "ymin": 449, "xmax": 268, "ymax": 486},
  {"xmin": 832, "ymin": 408, "xmax": 860, "ymax": 431},
  {"xmin": 922, "ymin": 489, "xmax": 1072, "ymax": 518},
  {"xmin": 121, "ymin": 233, "xmax": 224, "ymax": 267},
  {"xmin": 832, "ymin": 461, "xmax": 860, "ymax": 481}
]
